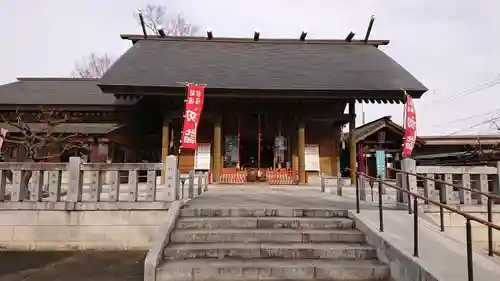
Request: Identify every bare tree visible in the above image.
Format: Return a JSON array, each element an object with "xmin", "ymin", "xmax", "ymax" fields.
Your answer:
[
  {"xmin": 71, "ymin": 53, "xmax": 114, "ymax": 78},
  {"xmin": 0, "ymin": 108, "xmax": 85, "ymax": 199},
  {"xmin": 136, "ymin": 4, "xmax": 199, "ymax": 36}
]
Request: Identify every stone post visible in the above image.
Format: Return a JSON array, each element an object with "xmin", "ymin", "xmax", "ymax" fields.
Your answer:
[
  {"xmin": 165, "ymin": 155, "xmax": 178, "ymax": 201},
  {"xmin": 401, "ymin": 158, "xmax": 417, "ymax": 194},
  {"xmin": 188, "ymin": 170, "xmax": 195, "ymax": 199},
  {"xmin": 67, "ymin": 156, "xmax": 83, "ymax": 202},
  {"xmin": 197, "ymin": 174, "xmax": 203, "ymax": 195},
  {"xmin": 396, "ymin": 172, "xmax": 405, "ymax": 203},
  {"xmin": 494, "ymin": 161, "xmax": 500, "ymax": 195},
  {"xmin": 459, "ymin": 173, "xmax": 472, "ymax": 204},
  {"xmin": 477, "ymin": 173, "xmax": 488, "ymax": 205}
]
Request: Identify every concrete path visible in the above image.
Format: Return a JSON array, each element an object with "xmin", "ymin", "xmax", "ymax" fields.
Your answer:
[
  {"xmin": 352, "ymin": 210, "xmax": 500, "ymax": 281},
  {"xmin": 187, "ymin": 184, "xmax": 396, "ymax": 210}
]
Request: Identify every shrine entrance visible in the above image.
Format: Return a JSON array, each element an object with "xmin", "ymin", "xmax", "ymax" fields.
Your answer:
[{"xmin": 221, "ymin": 113, "xmax": 291, "ymax": 184}]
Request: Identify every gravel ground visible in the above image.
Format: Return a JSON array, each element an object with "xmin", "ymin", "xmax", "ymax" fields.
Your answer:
[{"xmin": 0, "ymin": 251, "xmax": 145, "ymax": 281}]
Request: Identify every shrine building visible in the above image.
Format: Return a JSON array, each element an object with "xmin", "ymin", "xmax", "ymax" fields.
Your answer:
[{"xmin": 0, "ymin": 32, "xmax": 428, "ymax": 184}]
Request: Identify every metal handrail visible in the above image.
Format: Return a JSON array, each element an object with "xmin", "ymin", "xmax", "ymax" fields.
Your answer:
[{"xmin": 347, "ymin": 168, "xmax": 500, "ymax": 281}]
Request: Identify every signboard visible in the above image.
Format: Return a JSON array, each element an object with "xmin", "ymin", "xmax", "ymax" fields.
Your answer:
[
  {"xmin": 375, "ymin": 150, "xmax": 386, "ymax": 179},
  {"xmin": 195, "ymin": 143, "xmax": 211, "ymax": 170},
  {"xmin": 224, "ymin": 136, "xmax": 239, "ymax": 166},
  {"xmin": 305, "ymin": 144, "xmax": 320, "ymax": 171},
  {"xmin": 180, "ymin": 84, "xmax": 205, "ymax": 149},
  {"xmin": 403, "ymin": 91, "xmax": 417, "ymax": 158}
]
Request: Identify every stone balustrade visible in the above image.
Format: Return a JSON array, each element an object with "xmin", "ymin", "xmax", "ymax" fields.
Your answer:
[
  {"xmin": 0, "ymin": 155, "xmax": 209, "ymax": 205},
  {"xmin": 415, "ymin": 164, "xmax": 500, "ymax": 205}
]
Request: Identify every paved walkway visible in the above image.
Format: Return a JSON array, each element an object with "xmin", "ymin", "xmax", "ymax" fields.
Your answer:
[
  {"xmin": 353, "ymin": 210, "xmax": 500, "ymax": 281},
  {"xmin": 186, "ymin": 184, "xmax": 395, "ymax": 210}
]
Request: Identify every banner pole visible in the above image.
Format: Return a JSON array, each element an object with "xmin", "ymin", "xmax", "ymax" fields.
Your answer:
[
  {"xmin": 178, "ymin": 83, "xmax": 190, "ymax": 156},
  {"xmin": 402, "ymin": 90, "xmax": 407, "ymax": 160}
]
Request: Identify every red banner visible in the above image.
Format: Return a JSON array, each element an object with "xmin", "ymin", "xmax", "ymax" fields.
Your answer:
[
  {"xmin": 181, "ymin": 84, "xmax": 205, "ymax": 149},
  {"xmin": 360, "ymin": 152, "xmax": 366, "ymax": 173},
  {"xmin": 403, "ymin": 92, "xmax": 417, "ymax": 158}
]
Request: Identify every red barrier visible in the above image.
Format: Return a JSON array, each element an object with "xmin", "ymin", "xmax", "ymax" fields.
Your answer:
[
  {"xmin": 219, "ymin": 168, "xmax": 247, "ymax": 184},
  {"xmin": 266, "ymin": 169, "xmax": 297, "ymax": 185}
]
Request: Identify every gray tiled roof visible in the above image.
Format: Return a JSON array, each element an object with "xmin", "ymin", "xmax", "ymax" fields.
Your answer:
[
  {"xmin": 0, "ymin": 78, "xmax": 134, "ymax": 105},
  {"xmin": 99, "ymin": 38, "xmax": 427, "ymax": 97}
]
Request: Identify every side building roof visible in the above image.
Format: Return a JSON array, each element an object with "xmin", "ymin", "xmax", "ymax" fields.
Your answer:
[
  {"xmin": 0, "ymin": 78, "xmax": 136, "ymax": 107},
  {"xmin": 98, "ymin": 36, "xmax": 428, "ymax": 101},
  {"xmin": 344, "ymin": 115, "xmax": 425, "ymax": 145}
]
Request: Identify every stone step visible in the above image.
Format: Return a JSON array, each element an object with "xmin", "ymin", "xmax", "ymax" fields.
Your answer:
[
  {"xmin": 170, "ymin": 229, "xmax": 365, "ymax": 244},
  {"xmin": 176, "ymin": 216, "xmax": 354, "ymax": 230},
  {"xmin": 180, "ymin": 208, "xmax": 348, "ymax": 218},
  {"xmin": 164, "ymin": 242, "xmax": 377, "ymax": 260},
  {"xmin": 157, "ymin": 258, "xmax": 389, "ymax": 281}
]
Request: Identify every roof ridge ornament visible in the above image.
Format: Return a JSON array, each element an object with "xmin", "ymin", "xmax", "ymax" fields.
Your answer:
[
  {"xmin": 364, "ymin": 14, "xmax": 376, "ymax": 44},
  {"xmin": 206, "ymin": 28, "xmax": 213, "ymax": 40}
]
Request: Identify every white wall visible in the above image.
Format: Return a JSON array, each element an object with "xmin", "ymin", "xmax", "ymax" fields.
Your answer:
[{"xmin": 0, "ymin": 209, "xmax": 169, "ymax": 250}]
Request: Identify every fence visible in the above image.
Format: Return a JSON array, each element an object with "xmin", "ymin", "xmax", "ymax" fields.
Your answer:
[
  {"xmin": 267, "ymin": 169, "xmax": 297, "ymax": 185},
  {"xmin": 0, "ymin": 156, "xmax": 209, "ymax": 204},
  {"xmin": 414, "ymin": 164, "xmax": 500, "ymax": 205}
]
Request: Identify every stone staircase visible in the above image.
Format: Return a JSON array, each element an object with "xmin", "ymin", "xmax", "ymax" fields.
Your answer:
[{"xmin": 156, "ymin": 208, "xmax": 390, "ymax": 281}]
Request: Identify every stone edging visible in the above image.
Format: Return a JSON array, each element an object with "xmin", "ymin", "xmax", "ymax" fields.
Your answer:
[
  {"xmin": 144, "ymin": 200, "xmax": 183, "ymax": 281},
  {"xmin": 0, "ymin": 201, "xmax": 172, "ymax": 211},
  {"xmin": 348, "ymin": 211, "xmax": 439, "ymax": 281}
]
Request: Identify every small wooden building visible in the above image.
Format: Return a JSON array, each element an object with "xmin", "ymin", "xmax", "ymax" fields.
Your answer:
[
  {"xmin": 0, "ymin": 34, "xmax": 428, "ymax": 184},
  {"xmin": 342, "ymin": 116, "xmax": 425, "ymax": 179}
]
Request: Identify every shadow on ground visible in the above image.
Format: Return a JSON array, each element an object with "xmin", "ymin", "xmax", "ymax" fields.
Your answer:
[{"xmin": 0, "ymin": 251, "xmax": 145, "ymax": 281}]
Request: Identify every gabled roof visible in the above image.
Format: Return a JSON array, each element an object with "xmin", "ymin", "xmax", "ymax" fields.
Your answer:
[
  {"xmin": 98, "ymin": 36, "xmax": 428, "ymax": 100},
  {"xmin": 0, "ymin": 78, "xmax": 136, "ymax": 106},
  {"xmin": 345, "ymin": 116, "xmax": 425, "ymax": 145}
]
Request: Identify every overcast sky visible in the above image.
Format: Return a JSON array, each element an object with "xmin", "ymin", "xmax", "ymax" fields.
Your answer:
[{"xmin": 1, "ymin": 0, "xmax": 499, "ymax": 136}]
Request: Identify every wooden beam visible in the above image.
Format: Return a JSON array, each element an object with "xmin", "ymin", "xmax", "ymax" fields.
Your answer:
[{"xmin": 120, "ymin": 34, "xmax": 390, "ymax": 46}]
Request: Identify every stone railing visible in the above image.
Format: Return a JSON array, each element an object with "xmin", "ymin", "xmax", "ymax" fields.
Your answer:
[
  {"xmin": 0, "ymin": 155, "xmax": 209, "ymax": 205},
  {"xmin": 415, "ymin": 164, "xmax": 500, "ymax": 205}
]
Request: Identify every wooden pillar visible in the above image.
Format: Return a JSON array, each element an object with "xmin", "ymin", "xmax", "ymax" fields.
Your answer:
[
  {"xmin": 298, "ymin": 121, "xmax": 306, "ymax": 184},
  {"xmin": 213, "ymin": 116, "xmax": 222, "ymax": 182},
  {"xmin": 161, "ymin": 117, "xmax": 170, "ymax": 183},
  {"xmin": 292, "ymin": 132, "xmax": 299, "ymax": 180},
  {"xmin": 349, "ymin": 100, "xmax": 357, "ymax": 184},
  {"xmin": 331, "ymin": 125, "xmax": 340, "ymax": 176}
]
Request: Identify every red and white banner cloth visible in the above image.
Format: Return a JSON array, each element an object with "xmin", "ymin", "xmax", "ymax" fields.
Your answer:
[
  {"xmin": 181, "ymin": 84, "xmax": 205, "ymax": 149},
  {"xmin": 403, "ymin": 91, "xmax": 417, "ymax": 158}
]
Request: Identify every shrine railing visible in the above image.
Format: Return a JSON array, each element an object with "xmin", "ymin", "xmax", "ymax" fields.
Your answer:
[{"xmin": 0, "ymin": 157, "xmax": 209, "ymax": 206}]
